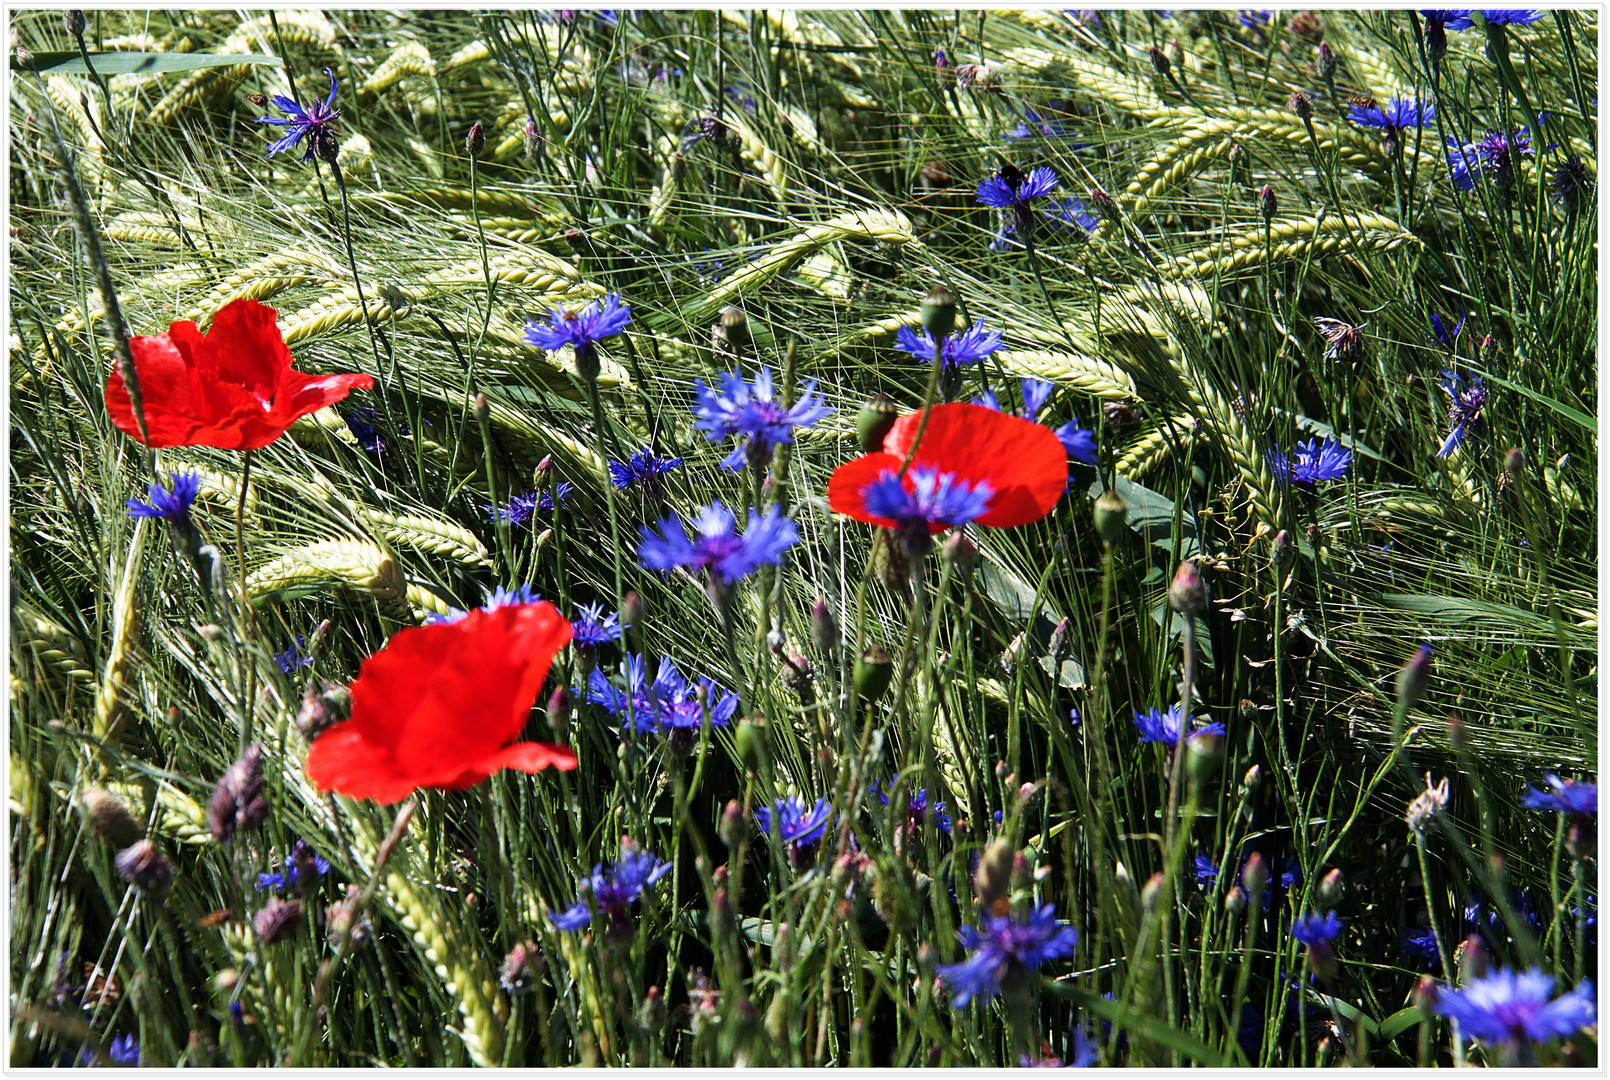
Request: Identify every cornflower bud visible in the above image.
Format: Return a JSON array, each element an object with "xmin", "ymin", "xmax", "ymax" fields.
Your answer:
[
  {"xmin": 114, "ymin": 839, "xmax": 173, "ymax": 894},
  {"xmin": 718, "ymin": 306, "xmax": 751, "ymax": 354},
  {"xmin": 810, "ymin": 597, "xmax": 838, "ymax": 654},
  {"xmin": 253, "ymin": 898, "xmax": 304, "ymax": 945},
  {"xmin": 1503, "ymin": 445, "xmax": 1524, "ymax": 480},
  {"xmin": 547, "ymin": 686, "xmax": 572, "ymax": 742},
  {"xmin": 1316, "ymin": 868, "xmax": 1345, "ymax": 909},
  {"xmin": 1395, "ymin": 642, "xmax": 1433, "ymax": 712},
  {"xmin": 719, "ymin": 799, "xmax": 748, "ymax": 848},
  {"xmin": 466, "ymin": 121, "xmax": 485, "ymax": 158},
  {"xmin": 1243, "ymin": 851, "xmax": 1270, "ymax": 900},
  {"xmin": 1271, "ymin": 528, "xmax": 1294, "ymax": 569},
  {"xmin": 920, "ymin": 284, "xmax": 958, "ymax": 341},
  {"xmin": 942, "ymin": 530, "xmax": 977, "ymax": 573},
  {"xmin": 1169, "ymin": 560, "xmax": 1206, "ymax": 614},
  {"xmin": 473, "ymin": 393, "xmax": 490, "ymax": 423},
  {"xmin": 1289, "ymin": 90, "xmax": 1312, "ymax": 121},
  {"xmin": 1258, "ymin": 184, "xmax": 1278, "ymax": 222},
  {"xmin": 500, "ymin": 942, "xmax": 539, "ymax": 994},
  {"xmin": 1089, "ymin": 187, "xmax": 1119, "ymax": 223},
  {"xmin": 64, "ymin": 10, "xmax": 85, "ymax": 37},
  {"xmin": 1225, "ymin": 886, "xmax": 1248, "ymax": 917},
  {"xmin": 734, "ymin": 713, "xmax": 768, "ymax": 771},
  {"xmin": 1148, "ymin": 45, "xmax": 1170, "ymax": 76},
  {"xmin": 1316, "ymin": 41, "xmax": 1338, "ymax": 79}
]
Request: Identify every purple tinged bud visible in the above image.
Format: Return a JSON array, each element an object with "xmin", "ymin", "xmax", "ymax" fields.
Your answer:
[
  {"xmin": 1243, "ymin": 851, "xmax": 1270, "ymax": 898},
  {"xmin": 1271, "ymin": 528, "xmax": 1294, "ymax": 569},
  {"xmin": 547, "ymin": 686, "xmax": 572, "ymax": 742},
  {"xmin": 810, "ymin": 597, "xmax": 838, "ymax": 654},
  {"xmin": 1089, "ymin": 187, "xmax": 1119, "ymax": 223},
  {"xmin": 1395, "ymin": 642, "xmax": 1433, "ymax": 711},
  {"xmin": 473, "ymin": 393, "xmax": 490, "ymax": 423},
  {"xmin": 207, "ymin": 744, "xmax": 268, "ymax": 844},
  {"xmin": 719, "ymin": 799, "xmax": 748, "ymax": 848},
  {"xmin": 1289, "ymin": 90, "xmax": 1312, "ymax": 121},
  {"xmin": 1148, "ymin": 44, "xmax": 1171, "ymax": 75},
  {"xmin": 1141, "ymin": 871, "xmax": 1166, "ymax": 913},
  {"xmin": 79, "ymin": 787, "xmax": 142, "ymax": 848},
  {"xmin": 65, "ymin": 10, "xmax": 85, "ymax": 37},
  {"xmin": 114, "ymin": 839, "xmax": 173, "ymax": 894},
  {"xmin": 253, "ymin": 898, "xmax": 305, "ymax": 945},
  {"xmin": 1225, "ymin": 886, "xmax": 1248, "ymax": 916},
  {"xmin": 943, "ymin": 530, "xmax": 978, "ymax": 573},
  {"xmin": 1169, "ymin": 560, "xmax": 1206, "ymax": 614},
  {"xmin": 1258, "ymin": 184, "xmax": 1278, "ymax": 221},
  {"xmin": 500, "ymin": 941, "xmax": 540, "ymax": 994},
  {"xmin": 1316, "ymin": 868, "xmax": 1345, "ymax": 909},
  {"xmin": 1414, "ymin": 974, "xmax": 1439, "ymax": 1010},
  {"xmin": 1458, "ymin": 932, "xmax": 1487, "ymax": 983},
  {"xmin": 466, "ymin": 121, "xmax": 485, "ymax": 158},
  {"xmin": 1317, "ymin": 41, "xmax": 1337, "ymax": 78},
  {"xmin": 1504, "ymin": 446, "xmax": 1524, "ymax": 479}
]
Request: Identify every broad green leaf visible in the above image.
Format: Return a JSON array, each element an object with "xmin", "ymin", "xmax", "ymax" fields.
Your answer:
[
  {"xmin": 1378, "ymin": 1004, "xmax": 1428, "ymax": 1041},
  {"xmin": 13, "ymin": 50, "xmax": 281, "ymax": 75}
]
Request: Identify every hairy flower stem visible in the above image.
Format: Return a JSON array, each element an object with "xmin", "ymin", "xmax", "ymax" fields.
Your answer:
[
  {"xmin": 1412, "ymin": 832, "xmax": 1456, "ymax": 983},
  {"xmin": 475, "ymin": 405, "xmax": 514, "ymax": 581},
  {"xmin": 235, "ymin": 450, "xmax": 259, "ymax": 755}
]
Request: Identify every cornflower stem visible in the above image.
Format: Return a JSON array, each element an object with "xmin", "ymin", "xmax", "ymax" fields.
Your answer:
[
  {"xmin": 327, "ymin": 160, "xmax": 387, "ymax": 377},
  {"xmin": 235, "ymin": 450, "xmax": 258, "ymax": 756},
  {"xmin": 584, "ymin": 375, "xmax": 642, "ymax": 740},
  {"xmin": 476, "ymin": 405, "xmax": 514, "ymax": 582},
  {"xmin": 1570, "ymin": 856, "xmax": 1588, "ymax": 985},
  {"xmin": 1412, "ymin": 830, "xmax": 1455, "ymax": 983},
  {"xmin": 1022, "ymin": 235, "xmax": 1083, "ymax": 358}
]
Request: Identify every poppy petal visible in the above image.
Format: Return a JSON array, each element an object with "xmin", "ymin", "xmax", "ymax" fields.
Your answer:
[
  {"xmin": 473, "ymin": 741, "xmax": 580, "ymax": 776},
  {"xmin": 304, "ymin": 729, "xmax": 419, "ymax": 805},
  {"xmin": 105, "ymin": 334, "xmax": 210, "ymax": 447}
]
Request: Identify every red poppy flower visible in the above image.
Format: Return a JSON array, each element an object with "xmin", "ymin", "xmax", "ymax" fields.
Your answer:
[
  {"xmin": 827, "ymin": 402, "xmax": 1067, "ymax": 531},
  {"xmin": 104, "ymin": 298, "xmax": 373, "ymax": 450},
  {"xmin": 305, "ymin": 602, "xmax": 578, "ymax": 804}
]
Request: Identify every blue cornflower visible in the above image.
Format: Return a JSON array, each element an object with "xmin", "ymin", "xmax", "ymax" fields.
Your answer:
[
  {"xmin": 570, "ymin": 602, "xmax": 622, "ymax": 649},
  {"xmin": 1238, "ymin": 10, "xmax": 1272, "ymax": 30},
  {"xmin": 80, "ymin": 1034, "xmax": 141, "ymax": 1068},
  {"xmin": 692, "ymin": 366, "xmax": 831, "ymax": 471},
  {"xmin": 256, "ymin": 839, "xmax": 331, "ymax": 893},
  {"xmin": 1133, "ymin": 705, "xmax": 1227, "ymax": 748},
  {"xmin": 1291, "ymin": 911, "xmax": 1344, "ymax": 949},
  {"xmin": 427, "ymin": 583, "xmax": 543, "ymax": 625},
  {"xmin": 488, "ymin": 491, "xmax": 542, "ymax": 526},
  {"xmin": 873, "ymin": 778, "xmax": 953, "ymax": 835},
  {"xmin": 1521, "ymin": 774, "xmax": 1597, "ymax": 816},
  {"xmin": 862, "ymin": 466, "xmax": 994, "ymax": 537},
  {"xmin": 255, "ymin": 68, "xmax": 341, "ymax": 162},
  {"xmin": 274, "ymin": 635, "xmax": 311, "ymax": 675},
  {"xmin": 894, "ymin": 322, "xmax": 1004, "ymax": 373},
  {"xmin": 638, "ymin": 502, "xmax": 798, "ymax": 584},
  {"xmin": 1055, "ymin": 420, "xmax": 1099, "ymax": 465},
  {"xmin": 937, "ymin": 904, "xmax": 1080, "ymax": 1008},
  {"xmin": 1446, "ymin": 124, "xmax": 1538, "ymax": 191},
  {"xmin": 1347, "ymin": 97, "xmax": 1434, "ymax": 131},
  {"xmin": 1401, "ymin": 926, "xmax": 1442, "ymax": 960},
  {"xmin": 978, "ymin": 165, "xmax": 1062, "ymax": 241},
  {"xmin": 525, "ymin": 293, "xmax": 632, "ymax": 378},
  {"xmin": 1020, "ymin": 377, "xmax": 1056, "ymax": 419},
  {"xmin": 1434, "ymin": 968, "xmax": 1596, "ymax": 1047},
  {"xmin": 541, "ymin": 482, "xmax": 575, "ymax": 511},
  {"xmin": 1423, "ymin": 9, "xmax": 1475, "ymax": 30},
  {"xmin": 549, "ymin": 841, "xmax": 671, "ymax": 933},
  {"xmin": 587, "ymin": 653, "xmax": 738, "ymax": 737},
  {"xmin": 126, "ymin": 471, "xmax": 202, "ymax": 523},
  {"xmin": 1429, "ymin": 310, "xmax": 1469, "ymax": 351},
  {"xmin": 1266, "ymin": 436, "xmax": 1353, "ymax": 488},
  {"xmin": 755, "ymin": 795, "xmax": 833, "ymax": 863},
  {"xmin": 990, "ymin": 198, "xmax": 1098, "ymax": 250},
  {"xmin": 608, "ymin": 447, "xmax": 684, "ymax": 499},
  {"xmin": 1437, "ymin": 370, "xmax": 1489, "ymax": 457},
  {"xmin": 1477, "ymin": 9, "xmax": 1545, "ymax": 25}
]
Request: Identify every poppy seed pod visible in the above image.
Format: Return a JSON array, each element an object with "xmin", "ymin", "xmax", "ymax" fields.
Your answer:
[
  {"xmin": 856, "ymin": 393, "xmax": 900, "ymax": 452},
  {"xmin": 717, "ymin": 306, "xmax": 751, "ymax": 355},
  {"xmin": 853, "ymin": 644, "xmax": 895, "ymax": 704},
  {"xmin": 79, "ymin": 787, "xmax": 143, "ymax": 849},
  {"xmin": 1093, "ymin": 488, "xmax": 1128, "ymax": 545},
  {"xmin": 114, "ymin": 839, "xmax": 173, "ymax": 894},
  {"xmin": 920, "ymin": 284, "xmax": 958, "ymax": 342}
]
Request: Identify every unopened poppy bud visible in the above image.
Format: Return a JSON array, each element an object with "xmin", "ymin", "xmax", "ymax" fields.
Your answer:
[
  {"xmin": 853, "ymin": 644, "xmax": 894, "ymax": 703},
  {"xmin": 1148, "ymin": 44, "xmax": 1170, "ymax": 76},
  {"xmin": 942, "ymin": 529, "xmax": 977, "ymax": 573},
  {"xmin": 1258, "ymin": 184, "xmax": 1278, "ymax": 222},
  {"xmin": 856, "ymin": 393, "xmax": 900, "ymax": 452},
  {"xmin": 810, "ymin": 598, "xmax": 838, "ymax": 654},
  {"xmin": 1093, "ymin": 489, "xmax": 1128, "ymax": 545},
  {"xmin": 734, "ymin": 713, "xmax": 768, "ymax": 771},
  {"xmin": 1395, "ymin": 642, "xmax": 1433, "ymax": 711},
  {"xmin": 207, "ymin": 744, "xmax": 268, "ymax": 844},
  {"xmin": 1317, "ymin": 868, "xmax": 1345, "ymax": 910},
  {"xmin": 1316, "ymin": 41, "xmax": 1337, "ymax": 78},
  {"xmin": 1289, "ymin": 90, "xmax": 1312, "ymax": 121},
  {"xmin": 719, "ymin": 799, "xmax": 748, "ymax": 848},
  {"xmin": 466, "ymin": 121, "xmax": 485, "ymax": 158},
  {"xmin": 473, "ymin": 393, "xmax": 490, "ymax": 423},
  {"xmin": 64, "ymin": 10, "xmax": 85, "ymax": 37},
  {"xmin": 920, "ymin": 284, "xmax": 958, "ymax": 341},
  {"xmin": 1169, "ymin": 560, "xmax": 1206, "ymax": 614},
  {"xmin": 974, "ymin": 838, "xmax": 1016, "ymax": 915},
  {"xmin": 1243, "ymin": 851, "xmax": 1270, "ymax": 899},
  {"xmin": 1503, "ymin": 446, "xmax": 1523, "ymax": 480},
  {"xmin": 114, "ymin": 839, "xmax": 173, "ymax": 894},
  {"xmin": 547, "ymin": 686, "xmax": 572, "ymax": 742},
  {"xmin": 1185, "ymin": 730, "xmax": 1223, "ymax": 787},
  {"xmin": 1141, "ymin": 871, "xmax": 1166, "ymax": 913},
  {"xmin": 717, "ymin": 306, "xmax": 751, "ymax": 356},
  {"xmin": 79, "ymin": 787, "xmax": 143, "ymax": 849},
  {"xmin": 1225, "ymin": 886, "xmax": 1248, "ymax": 917},
  {"xmin": 253, "ymin": 898, "xmax": 304, "ymax": 945}
]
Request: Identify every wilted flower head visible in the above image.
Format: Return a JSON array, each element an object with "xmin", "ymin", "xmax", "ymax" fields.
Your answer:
[
  {"xmin": 208, "ymin": 744, "xmax": 268, "ymax": 844},
  {"xmin": 1432, "ymin": 967, "xmax": 1596, "ymax": 1048},
  {"xmin": 114, "ymin": 839, "xmax": 173, "ymax": 894},
  {"xmin": 692, "ymin": 366, "xmax": 831, "ymax": 471},
  {"xmin": 253, "ymin": 897, "xmax": 305, "ymax": 944},
  {"xmin": 1406, "ymin": 772, "xmax": 1451, "ymax": 834},
  {"xmin": 1437, "ymin": 370, "xmax": 1489, "ymax": 457},
  {"xmin": 936, "ymin": 904, "xmax": 1079, "ymax": 1007},
  {"xmin": 1315, "ymin": 316, "xmax": 1368, "ymax": 365},
  {"xmin": 255, "ymin": 68, "xmax": 341, "ymax": 163}
]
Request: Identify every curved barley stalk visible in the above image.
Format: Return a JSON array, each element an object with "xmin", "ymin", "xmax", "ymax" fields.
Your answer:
[
  {"xmin": 1116, "ymin": 415, "xmax": 1196, "ymax": 481},
  {"xmin": 358, "ymin": 40, "xmax": 436, "ymax": 101},
  {"xmin": 1162, "ymin": 211, "xmax": 1420, "ymax": 281},
  {"xmin": 1163, "ymin": 350, "xmax": 1278, "ymax": 524},
  {"xmin": 1001, "ymin": 46, "xmax": 1167, "ymax": 120},
  {"xmin": 147, "ymin": 63, "xmax": 251, "ymax": 126},
  {"xmin": 996, "ymin": 349, "xmax": 1139, "ymax": 401},
  {"xmin": 359, "ymin": 510, "xmax": 491, "ymax": 568},
  {"xmin": 245, "ymin": 539, "xmax": 447, "ymax": 622}
]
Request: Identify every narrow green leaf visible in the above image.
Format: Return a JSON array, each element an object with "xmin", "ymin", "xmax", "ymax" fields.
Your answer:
[
  {"xmin": 1046, "ymin": 981, "xmax": 1229, "ymax": 1066},
  {"xmin": 13, "ymin": 50, "xmax": 281, "ymax": 75},
  {"xmin": 1378, "ymin": 1004, "xmax": 1428, "ymax": 1041}
]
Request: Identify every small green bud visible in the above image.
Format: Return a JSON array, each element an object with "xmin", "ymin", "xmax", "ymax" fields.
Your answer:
[
  {"xmin": 1169, "ymin": 559, "xmax": 1206, "ymax": 614},
  {"xmin": 856, "ymin": 393, "xmax": 900, "ymax": 452},
  {"xmin": 734, "ymin": 713, "xmax": 768, "ymax": 771},
  {"xmin": 853, "ymin": 645, "xmax": 894, "ymax": 703},
  {"xmin": 718, "ymin": 307, "xmax": 751, "ymax": 354},
  {"xmin": 1093, "ymin": 489, "xmax": 1128, "ymax": 545},
  {"xmin": 920, "ymin": 284, "xmax": 957, "ymax": 341}
]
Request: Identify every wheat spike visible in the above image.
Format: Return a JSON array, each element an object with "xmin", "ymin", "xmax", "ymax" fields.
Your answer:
[
  {"xmin": 94, "ymin": 520, "xmax": 148, "ymax": 737},
  {"xmin": 995, "ymin": 349, "xmax": 1138, "ymax": 401}
]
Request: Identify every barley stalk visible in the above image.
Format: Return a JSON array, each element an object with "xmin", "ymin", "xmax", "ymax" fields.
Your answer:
[
  {"xmin": 358, "ymin": 41, "xmax": 436, "ymax": 100},
  {"xmin": 1116, "ymin": 416, "xmax": 1196, "ymax": 481},
  {"xmin": 995, "ymin": 349, "xmax": 1138, "ymax": 401},
  {"xmin": 1163, "ymin": 350, "xmax": 1278, "ymax": 523},
  {"xmin": 147, "ymin": 64, "xmax": 250, "ymax": 126},
  {"xmin": 1162, "ymin": 211, "xmax": 1420, "ymax": 281},
  {"xmin": 360, "ymin": 510, "xmax": 492, "ymax": 568},
  {"xmin": 94, "ymin": 519, "xmax": 147, "ymax": 737}
]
